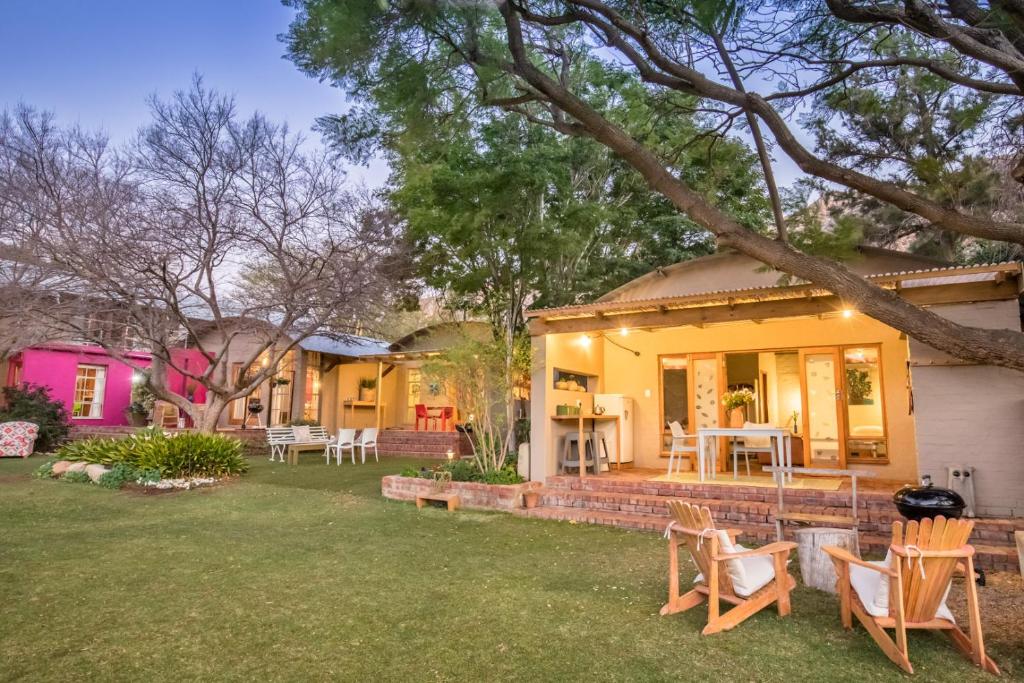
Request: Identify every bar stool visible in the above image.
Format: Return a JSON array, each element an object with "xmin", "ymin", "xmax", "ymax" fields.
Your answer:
[
  {"xmin": 589, "ymin": 431, "xmax": 611, "ymax": 472},
  {"xmin": 559, "ymin": 432, "xmax": 596, "ymax": 474}
]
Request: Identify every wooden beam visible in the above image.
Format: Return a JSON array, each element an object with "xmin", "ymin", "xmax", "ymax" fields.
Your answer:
[
  {"xmin": 529, "ymin": 297, "xmax": 840, "ymax": 335},
  {"xmin": 374, "ymin": 360, "xmax": 383, "ymax": 430}
]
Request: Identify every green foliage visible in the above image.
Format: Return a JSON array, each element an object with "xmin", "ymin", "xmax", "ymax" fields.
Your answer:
[
  {"xmin": 61, "ymin": 471, "xmax": 91, "ymax": 484},
  {"xmin": 32, "ymin": 460, "xmax": 55, "ymax": 479},
  {"xmin": 55, "ymin": 430, "xmax": 248, "ymax": 479},
  {"xmin": 404, "ymin": 458, "xmax": 524, "ymax": 484},
  {"xmin": 288, "ymin": 419, "xmax": 321, "ymax": 427},
  {"xmin": 285, "ymin": 4, "xmax": 770, "ymax": 329},
  {"xmin": 0, "ymin": 384, "xmax": 72, "ymax": 452},
  {"xmin": 95, "ymin": 463, "xmax": 161, "ymax": 490},
  {"xmin": 358, "ymin": 377, "xmax": 377, "ymax": 390},
  {"xmin": 845, "ymin": 368, "xmax": 873, "ymax": 404},
  {"xmin": 399, "ymin": 466, "xmax": 422, "ymax": 478}
]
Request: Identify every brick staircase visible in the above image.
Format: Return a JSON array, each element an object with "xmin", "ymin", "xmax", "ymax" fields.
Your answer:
[
  {"xmin": 523, "ymin": 475, "xmax": 1022, "ymax": 572},
  {"xmin": 376, "ymin": 429, "xmax": 473, "ymax": 458}
]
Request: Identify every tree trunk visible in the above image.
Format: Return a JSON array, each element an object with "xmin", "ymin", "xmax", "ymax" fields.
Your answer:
[{"xmin": 191, "ymin": 395, "xmax": 228, "ymax": 434}]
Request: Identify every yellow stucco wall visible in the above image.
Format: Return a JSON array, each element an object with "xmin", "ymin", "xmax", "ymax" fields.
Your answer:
[{"xmin": 530, "ymin": 313, "xmax": 917, "ymax": 482}]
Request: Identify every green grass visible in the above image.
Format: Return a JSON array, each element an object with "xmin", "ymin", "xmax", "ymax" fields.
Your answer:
[{"xmin": 1, "ymin": 455, "xmax": 1020, "ymax": 682}]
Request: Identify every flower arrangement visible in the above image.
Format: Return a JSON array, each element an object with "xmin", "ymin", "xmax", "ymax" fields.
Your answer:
[{"xmin": 721, "ymin": 388, "xmax": 755, "ymax": 411}]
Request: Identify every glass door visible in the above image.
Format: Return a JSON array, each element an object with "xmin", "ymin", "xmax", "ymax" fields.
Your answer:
[{"xmin": 799, "ymin": 347, "xmax": 845, "ymax": 468}]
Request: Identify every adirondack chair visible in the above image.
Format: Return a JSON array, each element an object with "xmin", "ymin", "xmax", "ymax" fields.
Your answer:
[
  {"xmin": 660, "ymin": 501, "xmax": 798, "ymax": 634},
  {"xmin": 824, "ymin": 516, "xmax": 999, "ymax": 675}
]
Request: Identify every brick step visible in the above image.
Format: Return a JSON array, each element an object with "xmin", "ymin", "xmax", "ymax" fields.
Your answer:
[
  {"xmin": 536, "ymin": 488, "xmax": 1022, "ymax": 545},
  {"xmin": 544, "ymin": 476, "xmax": 897, "ymax": 510},
  {"xmin": 521, "ymin": 506, "xmax": 1019, "ymax": 572}
]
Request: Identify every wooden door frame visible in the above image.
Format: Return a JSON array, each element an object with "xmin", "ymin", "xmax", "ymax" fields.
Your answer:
[{"xmin": 798, "ymin": 346, "xmax": 848, "ymax": 469}]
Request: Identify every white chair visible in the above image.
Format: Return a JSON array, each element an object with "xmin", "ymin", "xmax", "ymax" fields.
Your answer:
[
  {"xmin": 328, "ymin": 428, "xmax": 357, "ymax": 465},
  {"xmin": 666, "ymin": 421, "xmax": 698, "ymax": 476},
  {"xmin": 357, "ymin": 427, "xmax": 379, "ymax": 463},
  {"xmin": 732, "ymin": 421, "xmax": 774, "ymax": 479}
]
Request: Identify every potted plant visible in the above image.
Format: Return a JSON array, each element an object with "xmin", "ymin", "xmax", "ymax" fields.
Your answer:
[
  {"xmin": 358, "ymin": 377, "xmax": 377, "ymax": 402},
  {"xmin": 722, "ymin": 388, "xmax": 755, "ymax": 427}
]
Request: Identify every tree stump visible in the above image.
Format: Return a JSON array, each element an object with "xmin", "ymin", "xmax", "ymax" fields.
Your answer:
[{"xmin": 794, "ymin": 527, "xmax": 860, "ymax": 593}]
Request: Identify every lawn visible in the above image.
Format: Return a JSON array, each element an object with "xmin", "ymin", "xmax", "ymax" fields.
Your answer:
[{"xmin": 1, "ymin": 455, "xmax": 1020, "ymax": 682}]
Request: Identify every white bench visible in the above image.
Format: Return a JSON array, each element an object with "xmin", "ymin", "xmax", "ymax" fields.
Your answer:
[{"xmin": 266, "ymin": 426, "xmax": 332, "ymax": 465}]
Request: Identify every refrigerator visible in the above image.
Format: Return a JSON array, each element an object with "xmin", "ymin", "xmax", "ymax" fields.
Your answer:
[{"xmin": 593, "ymin": 394, "xmax": 634, "ymax": 470}]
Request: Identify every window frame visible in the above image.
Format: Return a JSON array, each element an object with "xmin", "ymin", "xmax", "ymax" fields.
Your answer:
[{"xmin": 72, "ymin": 364, "xmax": 107, "ymax": 419}]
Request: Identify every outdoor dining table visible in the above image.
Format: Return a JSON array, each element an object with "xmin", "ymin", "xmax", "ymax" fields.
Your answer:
[{"xmin": 695, "ymin": 427, "xmax": 793, "ymax": 484}]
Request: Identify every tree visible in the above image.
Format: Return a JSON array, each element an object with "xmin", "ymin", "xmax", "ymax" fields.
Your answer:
[
  {"xmin": 793, "ymin": 27, "xmax": 1024, "ymax": 263},
  {"xmin": 284, "ymin": 0, "xmax": 1024, "ymax": 371},
  {"xmin": 0, "ymin": 78, "xmax": 400, "ymax": 431}
]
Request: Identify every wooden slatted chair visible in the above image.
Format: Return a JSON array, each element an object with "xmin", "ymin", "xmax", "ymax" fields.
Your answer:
[
  {"xmin": 660, "ymin": 501, "xmax": 798, "ymax": 634},
  {"xmin": 824, "ymin": 516, "xmax": 999, "ymax": 675}
]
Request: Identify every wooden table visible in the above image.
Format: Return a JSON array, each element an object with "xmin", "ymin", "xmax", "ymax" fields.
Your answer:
[
  {"xmin": 550, "ymin": 414, "xmax": 621, "ymax": 478},
  {"xmin": 342, "ymin": 400, "xmax": 385, "ymax": 428},
  {"xmin": 695, "ymin": 427, "xmax": 793, "ymax": 483}
]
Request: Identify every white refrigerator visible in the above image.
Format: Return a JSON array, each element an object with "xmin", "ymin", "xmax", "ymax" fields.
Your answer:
[{"xmin": 593, "ymin": 394, "xmax": 634, "ymax": 470}]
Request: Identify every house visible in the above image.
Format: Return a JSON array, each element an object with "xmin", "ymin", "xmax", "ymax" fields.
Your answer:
[
  {"xmin": 525, "ymin": 248, "xmax": 1024, "ymax": 517},
  {"xmin": 217, "ymin": 322, "xmax": 491, "ymax": 434},
  {"xmin": 1, "ymin": 342, "xmax": 207, "ymax": 426}
]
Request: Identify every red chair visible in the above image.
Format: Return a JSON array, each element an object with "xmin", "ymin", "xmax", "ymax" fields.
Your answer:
[
  {"xmin": 414, "ymin": 404, "xmax": 433, "ymax": 431},
  {"xmin": 440, "ymin": 406, "xmax": 454, "ymax": 432}
]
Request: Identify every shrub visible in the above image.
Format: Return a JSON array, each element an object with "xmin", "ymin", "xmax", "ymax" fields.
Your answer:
[
  {"xmin": 481, "ymin": 467, "xmax": 522, "ymax": 485},
  {"xmin": 55, "ymin": 430, "xmax": 248, "ymax": 479},
  {"xmin": 399, "ymin": 466, "xmax": 422, "ymax": 478},
  {"xmin": 33, "ymin": 460, "xmax": 55, "ymax": 479},
  {"xmin": 288, "ymin": 419, "xmax": 321, "ymax": 427},
  {"xmin": 0, "ymin": 384, "xmax": 72, "ymax": 451},
  {"xmin": 62, "ymin": 470, "xmax": 91, "ymax": 484}
]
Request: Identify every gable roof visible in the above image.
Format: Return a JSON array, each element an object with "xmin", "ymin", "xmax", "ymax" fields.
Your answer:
[{"xmin": 595, "ymin": 247, "xmax": 946, "ymax": 304}]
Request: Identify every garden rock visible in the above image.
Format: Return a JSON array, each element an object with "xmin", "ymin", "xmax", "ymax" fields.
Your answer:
[
  {"xmin": 85, "ymin": 464, "xmax": 110, "ymax": 483},
  {"xmin": 51, "ymin": 460, "xmax": 73, "ymax": 476},
  {"xmin": 66, "ymin": 462, "xmax": 88, "ymax": 473}
]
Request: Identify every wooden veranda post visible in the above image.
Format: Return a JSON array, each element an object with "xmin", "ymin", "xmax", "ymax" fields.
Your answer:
[{"xmin": 374, "ymin": 360, "xmax": 383, "ymax": 430}]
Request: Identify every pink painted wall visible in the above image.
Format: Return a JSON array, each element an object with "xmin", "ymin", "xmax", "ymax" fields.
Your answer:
[{"xmin": 7, "ymin": 344, "xmax": 209, "ymax": 426}]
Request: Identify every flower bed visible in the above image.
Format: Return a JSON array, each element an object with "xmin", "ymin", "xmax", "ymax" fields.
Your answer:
[{"xmin": 382, "ymin": 474, "xmax": 542, "ymax": 511}]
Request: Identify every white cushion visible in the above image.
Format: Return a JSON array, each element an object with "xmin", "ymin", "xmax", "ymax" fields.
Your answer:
[
  {"xmin": 741, "ymin": 422, "xmax": 773, "ymax": 449},
  {"xmin": 849, "ymin": 559, "xmax": 954, "ymax": 623},
  {"xmin": 292, "ymin": 426, "xmax": 311, "ymax": 442},
  {"xmin": 694, "ymin": 534, "xmax": 777, "ymax": 598}
]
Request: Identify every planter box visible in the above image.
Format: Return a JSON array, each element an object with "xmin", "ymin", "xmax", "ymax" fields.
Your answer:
[{"xmin": 382, "ymin": 474, "xmax": 542, "ymax": 511}]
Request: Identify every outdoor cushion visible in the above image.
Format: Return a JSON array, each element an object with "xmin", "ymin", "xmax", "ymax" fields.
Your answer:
[
  {"xmin": 0, "ymin": 421, "xmax": 39, "ymax": 458},
  {"xmin": 741, "ymin": 422, "xmax": 774, "ymax": 449},
  {"xmin": 849, "ymin": 557, "xmax": 954, "ymax": 622},
  {"xmin": 694, "ymin": 533, "xmax": 776, "ymax": 598},
  {"xmin": 292, "ymin": 425, "xmax": 311, "ymax": 442}
]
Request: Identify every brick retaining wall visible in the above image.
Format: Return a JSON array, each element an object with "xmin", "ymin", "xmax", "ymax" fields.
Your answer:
[{"xmin": 382, "ymin": 474, "xmax": 542, "ymax": 511}]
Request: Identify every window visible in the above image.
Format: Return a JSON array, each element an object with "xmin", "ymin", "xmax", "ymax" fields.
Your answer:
[
  {"xmin": 73, "ymin": 364, "xmax": 107, "ymax": 418},
  {"xmin": 843, "ymin": 346, "xmax": 887, "ymax": 463},
  {"xmin": 303, "ymin": 352, "xmax": 321, "ymax": 421},
  {"xmin": 269, "ymin": 352, "xmax": 294, "ymax": 426}
]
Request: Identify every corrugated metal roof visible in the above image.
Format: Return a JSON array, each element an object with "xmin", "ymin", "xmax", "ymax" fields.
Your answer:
[
  {"xmin": 527, "ymin": 260, "xmax": 1021, "ymax": 319},
  {"xmin": 298, "ymin": 334, "xmax": 390, "ymax": 358}
]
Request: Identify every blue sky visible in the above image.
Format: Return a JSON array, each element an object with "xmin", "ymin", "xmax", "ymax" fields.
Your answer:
[
  {"xmin": 1, "ymin": 1, "xmax": 803, "ymax": 190},
  {"xmin": 0, "ymin": 1, "xmax": 388, "ymax": 186}
]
